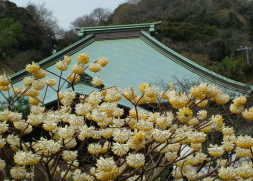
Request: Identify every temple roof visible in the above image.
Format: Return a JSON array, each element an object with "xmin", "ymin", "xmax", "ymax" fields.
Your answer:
[
  {"xmin": 76, "ymin": 21, "xmax": 161, "ymax": 35},
  {"xmin": 1, "ymin": 22, "xmax": 252, "ymax": 105}
]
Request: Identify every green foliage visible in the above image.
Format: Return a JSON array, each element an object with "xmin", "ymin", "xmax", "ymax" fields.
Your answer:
[
  {"xmin": 4, "ymin": 49, "xmax": 43, "ymax": 71},
  {"xmin": 110, "ymin": 3, "xmax": 139, "ymax": 24},
  {"xmin": 0, "ymin": 1, "xmax": 56, "ymax": 71},
  {"xmin": 161, "ymin": 23, "xmax": 217, "ymax": 41},
  {"xmin": 0, "ymin": 18, "xmax": 23, "ymax": 56},
  {"xmin": 209, "ymin": 56, "xmax": 253, "ymax": 82}
]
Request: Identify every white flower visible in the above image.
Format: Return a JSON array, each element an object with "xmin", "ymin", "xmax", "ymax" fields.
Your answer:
[
  {"xmin": 7, "ymin": 134, "xmax": 20, "ymax": 148},
  {"xmin": 91, "ymin": 77, "xmax": 104, "ymax": 87},
  {"xmin": 75, "ymin": 103, "xmax": 93, "ymax": 116},
  {"xmin": 62, "ymin": 151, "xmax": 77, "ymax": 161},
  {"xmin": 112, "ymin": 143, "xmax": 129, "ymax": 156},
  {"xmin": 14, "ymin": 151, "xmax": 40, "ymax": 166},
  {"xmin": 113, "ymin": 129, "xmax": 131, "ymax": 143},
  {"xmin": 10, "ymin": 166, "xmax": 27, "ymax": 180},
  {"xmin": 126, "ymin": 153, "xmax": 145, "ymax": 168},
  {"xmin": 57, "ymin": 126, "xmax": 75, "ymax": 139},
  {"xmin": 72, "ymin": 169, "xmax": 95, "ymax": 181},
  {"xmin": 33, "ymin": 138, "xmax": 61, "ymax": 156},
  {"xmin": 152, "ymin": 129, "xmax": 170, "ymax": 143},
  {"xmin": 27, "ymin": 114, "xmax": 44, "ymax": 126},
  {"xmin": 0, "ymin": 122, "xmax": 8, "ymax": 134}
]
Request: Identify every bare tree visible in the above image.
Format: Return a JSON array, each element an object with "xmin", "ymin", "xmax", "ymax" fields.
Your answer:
[
  {"xmin": 26, "ymin": 3, "xmax": 60, "ymax": 34},
  {"xmin": 90, "ymin": 8, "xmax": 111, "ymax": 25},
  {"xmin": 71, "ymin": 8, "xmax": 111, "ymax": 27},
  {"xmin": 71, "ymin": 15, "xmax": 97, "ymax": 27}
]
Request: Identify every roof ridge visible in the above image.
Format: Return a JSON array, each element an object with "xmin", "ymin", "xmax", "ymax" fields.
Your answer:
[{"xmin": 76, "ymin": 21, "xmax": 161, "ymax": 34}]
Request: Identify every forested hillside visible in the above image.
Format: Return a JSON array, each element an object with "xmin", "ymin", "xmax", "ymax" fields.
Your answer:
[
  {"xmin": 0, "ymin": 1, "xmax": 58, "ymax": 71},
  {"xmin": 108, "ymin": 0, "xmax": 253, "ymax": 83},
  {"xmin": 1, "ymin": 0, "xmax": 253, "ymax": 83}
]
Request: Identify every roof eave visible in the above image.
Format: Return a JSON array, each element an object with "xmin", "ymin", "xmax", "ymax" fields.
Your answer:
[
  {"xmin": 10, "ymin": 34, "xmax": 95, "ymax": 83},
  {"xmin": 140, "ymin": 31, "xmax": 253, "ymax": 94}
]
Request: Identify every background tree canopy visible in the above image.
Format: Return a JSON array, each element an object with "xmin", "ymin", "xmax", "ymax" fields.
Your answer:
[
  {"xmin": 1, "ymin": 0, "xmax": 253, "ymax": 83},
  {"xmin": 0, "ymin": 18, "xmax": 23, "ymax": 56},
  {"xmin": 0, "ymin": 1, "xmax": 56, "ymax": 71}
]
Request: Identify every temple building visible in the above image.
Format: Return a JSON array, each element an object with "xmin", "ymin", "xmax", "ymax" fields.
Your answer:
[{"xmin": 1, "ymin": 22, "xmax": 252, "ymax": 106}]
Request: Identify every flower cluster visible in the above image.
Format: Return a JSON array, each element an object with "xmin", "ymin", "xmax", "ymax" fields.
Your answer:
[{"xmin": 0, "ymin": 53, "xmax": 253, "ymax": 181}]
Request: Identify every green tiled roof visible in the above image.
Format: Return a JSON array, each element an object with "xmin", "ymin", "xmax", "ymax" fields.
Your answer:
[
  {"xmin": 141, "ymin": 31, "xmax": 253, "ymax": 93},
  {"xmin": 1, "ymin": 22, "xmax": 252, "ymax": 106}
]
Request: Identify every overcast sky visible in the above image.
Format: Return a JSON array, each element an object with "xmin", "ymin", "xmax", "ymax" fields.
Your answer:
[{"xmin": 10, "ymin": 0, "xmax": 127, "ymax": 29}]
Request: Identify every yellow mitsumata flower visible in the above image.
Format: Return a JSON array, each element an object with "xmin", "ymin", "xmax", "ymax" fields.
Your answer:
[
  {"xmin": 168, "ymin": 92, "xmax": 190, "ymax": 109},
  {"xmin": 64, "ymin": 55, "xmax": 71, "ymax": 65},
  {"xmin": 95, "ymin": 157, "xmax": 120, "ymax": 181},
  {"xmin": 72, "ymin": 64, "xmax": 85, "ymax": 75},
  {"xmin": 208, "ymin": 144, "xmax": 224, "ymax": 157},
  {"xmin": 88, "ymin": 143, "xmax": 103, "ymax": 155},
  {"xmin": 222, "ymin": 127, "xmax": 234, "ymax": 136},
  {"xmin": 139, "ymin": 82, "xmax": 150, "ymax": 93},
  {"xmin": 72, "ymin": 169, "xmax": 95, "ymax": 181},
  {"xmin": 34, "ymin": 69, "xmax": 46, "ymax": 79},
  {"xmin": 112, "ymin": 143, "xmax": 129, "ymax": 156},
  {"xmin": 55, "ymin": 60, "xmax": 67, "ymax": 71},
  {"xmin": 14, "ymin": 151, "xmax": 40, "ymax": 166},
  {"xmin": 177, "ymin": 107, "xmax": 193, "ymax": 123},
  {"xmin": 77, "ymin": 53, "xmax": 89, "ymax": 64},
  {"xmin": 235, "ymin": 147, "xmax": 251, "ymax": 158},
  {"xmin": 136, "ymin": 120, "xmax": 153, "ymax": 131},
  {"xmin": 67, "ymin": 73, "xmax": 80, "ymax": 83},
  {"xmin": 236, "ymin": 162, "xmax": 253, "ymax": 179},
  {"xmin": 113, "ymin": 128, "xmax": 131, "ymax": 143},
  {"xmin": 23, "ymin": 76, "xmax": 33, "ymax": 87},
  {"xmin": 188, "ymin": 132, "xmax": 206, "ymax": 143},
  {"xmin": 0, "ymin": 74, "xmax": 10, "ymax": 86},
  {"xmin": 32, "ymin": 80, "xmax": 45, "ymax": 90},
  {"xmin": 89, "ymin": 63, "xmax": 101, "ymax": 72},
  {"xmin": 214, "ymin": 93, "xmax": 230, "ymax": 104},
  {"xmin": 218, "ymin": 167, "xmax": 236, "ymax": 180},
  {"xmin": 10, "ymin": 166, "xmax": 27, "ymax": 180},
  {"xmin": 97, "ymin": 57, "xmax": 109, "ymax": 67},
  {"xmin": 62, "ymin": 150, "xmax": 78, "ymax": 161},
  {"xmin": 236, "ymin": 135, "xmax": 253, "ymax": 149},
  {"xmin": 26, "ymin": 62, "xmax": 40, "ymax": 74},
  {"xmin": 57, "ymin": 126, "xmax": 75, "ymax": 139},
  {"xmin": 211, "ymin": 114, "xmax": 224, "ymax": 131},
  {"xmin": 33, "ymin": 138, "xmax": 61, "ymax": 156},
  {"xmin": 242, "ymin": 107, "xmax": 253, "ymax": 120},
  {"xmin": 233, "ymin": 96, "xmax": 247, "ymax": 106},
  {"xmin": 91, "ymin": 77, "xmax": 104, "ymax": 87},
  {"xmin": 0, "ymin": 85, "xmax": 9, "ymax": 91},
  {"xmin": 46, "ymin": 79, "xmax": 56, "ymax": 86},
  {"xmin": 126, "ymin": 153, "xmax": 145, "ymax": 168},
  {"xmin": 230, "ymin": 103, "xmax": 244, "ymax": 114}
]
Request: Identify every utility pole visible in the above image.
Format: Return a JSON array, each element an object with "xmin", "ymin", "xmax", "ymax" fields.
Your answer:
[{"xmin": 236, "ymin": 45, "xmax": 253, "ymax": 65}]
